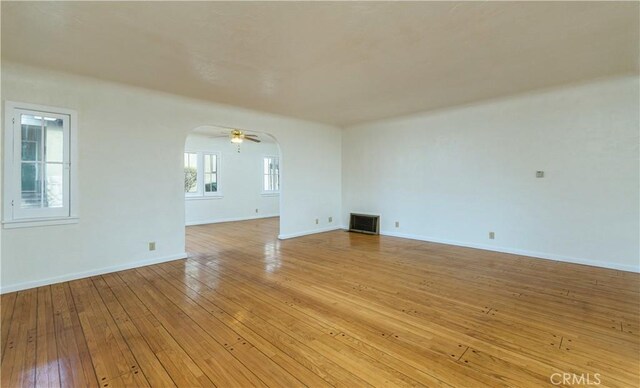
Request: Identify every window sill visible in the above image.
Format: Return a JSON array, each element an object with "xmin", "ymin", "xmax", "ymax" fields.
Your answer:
[
  {"xmin": 185, "ymin": 195, "xmax": 224, "ymax": 201},
  {"xmin": 261, "ymin": 192, "xmax": 280, "ymax": 197},
  {"xmin": 3, "ymin": 217, "xmax": 79, "ymax": 229}
]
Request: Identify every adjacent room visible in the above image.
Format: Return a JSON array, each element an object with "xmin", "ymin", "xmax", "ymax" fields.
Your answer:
[
  {"xmin": 184, "ymin": 126, "xmax": 281, "ymax": 226},
  {"xmin": 1, "ymin": 2, "xmax": 638, "ymax": 387}
]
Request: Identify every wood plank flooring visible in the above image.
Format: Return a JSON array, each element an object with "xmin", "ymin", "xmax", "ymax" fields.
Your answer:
[{"xmin": 1, "ymin": 217, "xmax": 639, "ymax": 387}]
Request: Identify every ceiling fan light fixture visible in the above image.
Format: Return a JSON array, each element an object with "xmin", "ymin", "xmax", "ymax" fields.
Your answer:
[{"xmin": 231, "ymin": 136, "xmax": 243, "ymax": 144}]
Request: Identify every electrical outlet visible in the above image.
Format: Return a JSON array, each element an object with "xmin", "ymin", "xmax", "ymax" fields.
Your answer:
[
  {"xmin": 395, "ymin": 221, "xmax": 400, "ymax": 228},
  {"xmin": 315, "ymin": 218, "xmax": 319, "ymax": 225},
  {"xmin": 255, "ymin": 208, "xmax": 259, "ymax": 213},
  {"xmin": 328, "ymin": 216, "xmax": 333, "ymax": 223},
  {"xmin": 148, "ymin": 242, "xmax": 156, "ymax": 251},
  {"xmin": 489, "ymin": 232, "xmax": 495, "ymax": 240}
]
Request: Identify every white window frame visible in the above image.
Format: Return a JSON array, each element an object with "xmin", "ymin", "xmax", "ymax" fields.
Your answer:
[
  {"xmin": 184, "ymin": 151, "xmax": 222, "ymax": 199},
  {"xmin": 202, "ymin": 153, "xmax": 220, "ymax": 196},
  {"xmin": 183, "ymin": 151, "xmax": 200, "ymax": 198},
  {"xmin": 262, "ymin": 155, "xmax": 280, "ymax": 195},
  {"xmin": 3, "ymin": 101, "xmax": 79, "ymax": 228}
]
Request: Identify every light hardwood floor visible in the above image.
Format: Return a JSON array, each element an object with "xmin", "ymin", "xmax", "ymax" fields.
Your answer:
[{"xmin": 1, "ymin": 217, "xmax": 639, "ymax": 387}]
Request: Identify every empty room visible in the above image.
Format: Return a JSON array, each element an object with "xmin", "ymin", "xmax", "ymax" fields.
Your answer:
[{"xmin": 1, "ymin": 2, "xmax": 638, "ymax": 387}]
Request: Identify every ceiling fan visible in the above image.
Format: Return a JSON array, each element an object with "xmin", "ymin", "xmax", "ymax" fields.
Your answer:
[{"xmin": 230, "ymin": 129, "xmax": 261, "ymax": 144}]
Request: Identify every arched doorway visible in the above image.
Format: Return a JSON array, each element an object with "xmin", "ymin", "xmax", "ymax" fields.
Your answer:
[{"xmin": 182, "ymin": 125, "xmax": 283, "ymax": 253}]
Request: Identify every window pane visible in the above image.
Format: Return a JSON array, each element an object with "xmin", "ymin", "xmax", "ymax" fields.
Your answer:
[
  {"xmin": 21, "ymin": 162, "xmax": 42, "ymax": 208},
  {"xmin": 10, "ymin": 108, "xmax": 73, "ymax": 220},
  {"xmin": 205, "ymin": 172, "xmax": 217, "ymax": 193},
  {"xmin": 204, "ymin": 154, "xmax": 215, "ymax": 174},
  {"xmin": 263, "ymin": 157, "xmax": 279, "ymax": 192},
  {"xmin": 274, "ymin": 158, "xmax": 279, "ymax": 191},
  {"xmin": 21, "ymin": 114, "xmax": 42, "ymax": 162},
  {"xmin": 185, "ymin": 170, "xmax": 197, "ymax": 192},
  {"xmin": 184, "ymin": 152, "xmax": 197, "ymax": 168},
  {"xmin": 45, "ymin": 117, "xmax": 64, "ymax": 163},
  {"xmin": 184, "ymin": 152, "xmax": 198, "ymax": 193},
  {"xmin": 45, "ymin": 163, "xmax": 64, "ymax": 208}
]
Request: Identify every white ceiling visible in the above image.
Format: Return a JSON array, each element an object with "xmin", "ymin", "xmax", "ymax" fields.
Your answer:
[{"xmin": 2, "ymin": 2, "xmax": 638, "ymax": 126}]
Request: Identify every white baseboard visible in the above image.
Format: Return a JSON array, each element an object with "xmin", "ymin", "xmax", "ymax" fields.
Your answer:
[
  {"xmin": 5, "ymin": 229, "xmax": 632, "ymax": 294},
  {"xmin": 0, "ymin": 252, "xmax": 188, "ymax": 294},
  {"xmin": 380, "ymin": 230, "xmax": 639, "ymax": 273},
  {"xmin": 186, "ymin": 214, "xmax": 279, "ymax": 226},
  {"xmin": 279, "ymin": 225, "xmax": 345, "ymax": 240}
]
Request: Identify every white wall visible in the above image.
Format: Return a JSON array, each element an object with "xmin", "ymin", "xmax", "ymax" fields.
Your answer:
[
  {"xmin": 1, "ymin": 62, "xmax": 342, "ymax": 292},
  {"xmin": 184, "ymin": 134, "xmax": 280, "ymax": 225},
  {"xmin": 343, "ymin": 76, "xmax": 640, "ymax": 272},
  {"xmin": 1, "ymin": 63, "xmax": 636, "ymax": 294}
]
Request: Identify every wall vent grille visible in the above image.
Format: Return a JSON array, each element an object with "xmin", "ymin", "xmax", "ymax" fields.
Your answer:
[{"xmin": 349, "ymin": 213, "xmax": 380, "ymax": 235}]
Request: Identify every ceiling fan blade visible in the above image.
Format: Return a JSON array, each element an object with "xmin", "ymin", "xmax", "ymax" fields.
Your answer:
[
  {"xmin": 244, "ymin": 137, "xmax": 261, "ymax": 143},
  {"xmin": 244, "ymin": 134, "xmax": 258, "ymax": 137}
]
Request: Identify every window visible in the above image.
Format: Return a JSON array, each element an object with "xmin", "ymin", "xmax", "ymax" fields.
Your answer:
[
  {"xmin": 203, "ymin": 154, "xmax": 218, "ymax": 193},
  {"xmin": 184, "ymin": 151, "xmax": 220, "ymax": 198},
  {"xmin": 263, "ymin": 156, "xmax": 280, "ymax": 193},
  {"xmin": 184, "ymin": 152, "xmax": 198, "ymax": 194},
  {"xmin": 3, "ymin": 101, "xmax": 78, "ymax": 227}
]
